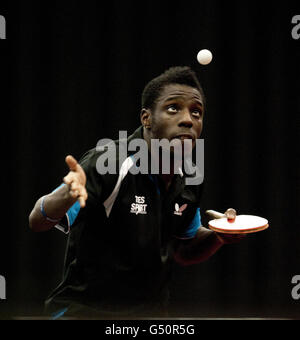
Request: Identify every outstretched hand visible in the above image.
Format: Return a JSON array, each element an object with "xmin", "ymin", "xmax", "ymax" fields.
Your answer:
[{"xmin": 63, "ymin": 155, "xmax": 88, "ymax": 208}]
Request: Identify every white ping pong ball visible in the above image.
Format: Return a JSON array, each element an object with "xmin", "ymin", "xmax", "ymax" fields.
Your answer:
[{"xmin": 197, "ymin": 49, "xmax": 213, "ymax": 65}]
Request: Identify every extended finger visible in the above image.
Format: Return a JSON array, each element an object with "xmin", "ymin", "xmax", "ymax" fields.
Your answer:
[
  {"xmin": 78, "ymin": 187, "xmax": 88, "ymax": 208},
  {"xmin": 78, "ymin": 196, "xmax": 86, "ymax": 208},
  {"xmin": 225, "ymin": 208, "xmax": 237, "ymax": 218},
  {"xmin": 225, "ymin": 208, "xmax": 237, "ymax": 222},
  {"xmin": 65, "ymin": 155, "xmax": 79, "ymax": 172},
  {"xmin": 79, "ymin": 186, "xmax": 88, "ymax": 201}
]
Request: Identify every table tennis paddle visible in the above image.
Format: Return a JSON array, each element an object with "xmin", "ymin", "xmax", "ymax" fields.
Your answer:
[{"xmin": 206, "ymin": 210, "xmax": 269, "ymax": 234}]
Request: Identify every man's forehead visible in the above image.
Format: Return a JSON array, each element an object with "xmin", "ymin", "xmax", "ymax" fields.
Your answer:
[{"xmin": 158, "ymin": 84, "xmax": 203, "ymax": 103}]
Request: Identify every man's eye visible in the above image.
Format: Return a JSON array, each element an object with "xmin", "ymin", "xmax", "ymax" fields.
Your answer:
[
  {"xmin": 192, "ymin": 109, "xmax": 202, "ymax": 118},
  {"xmin": 167, "ymin": 105, "xmax": 179, "ymax": 114}
]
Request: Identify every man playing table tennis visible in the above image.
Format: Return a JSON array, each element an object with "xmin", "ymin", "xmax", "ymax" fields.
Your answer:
[{"xmin": 29, "ymin": 66, "xmax": 245, "ymax": 318}]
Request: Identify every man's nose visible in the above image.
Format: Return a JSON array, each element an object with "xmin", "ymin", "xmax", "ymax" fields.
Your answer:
[{"xmin": 178, "ymin": 108, "xmax": 193, "ymax": 128}]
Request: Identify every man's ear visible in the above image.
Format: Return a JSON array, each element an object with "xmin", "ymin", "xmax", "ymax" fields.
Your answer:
[{"xmin": 140, "ymin": 109, "xmax": 152, "ymax": 130}]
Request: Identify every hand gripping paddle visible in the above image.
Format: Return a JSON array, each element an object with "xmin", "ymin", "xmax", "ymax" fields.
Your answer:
[{"xmin": 206, "ymin": 210, "xmax": 269, "ymax": 235}]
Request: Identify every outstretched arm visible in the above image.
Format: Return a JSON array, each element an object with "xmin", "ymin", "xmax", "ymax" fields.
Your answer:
[
  {"xmin": 173, "ymin": 209, "xmax": 245, "ymax": 266},
  {"xmin": 29, "ymin": 156, "xmax": 88, "ymax": 232}
]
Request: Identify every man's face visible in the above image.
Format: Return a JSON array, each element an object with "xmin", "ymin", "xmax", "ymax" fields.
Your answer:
[{"xmin": 148, "ymin": 84, "xmax": 204, "ymax": 148}]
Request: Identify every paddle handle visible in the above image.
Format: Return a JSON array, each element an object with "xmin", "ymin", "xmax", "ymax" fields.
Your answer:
[{"xmin": 206, "ymin": 210, "xmax": 226, "ymax": 219}]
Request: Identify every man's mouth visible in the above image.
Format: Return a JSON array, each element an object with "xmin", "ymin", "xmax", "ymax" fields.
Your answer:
[{"xmin": 173, "ymin": 134, "xmax": 195, "ymax": 142}]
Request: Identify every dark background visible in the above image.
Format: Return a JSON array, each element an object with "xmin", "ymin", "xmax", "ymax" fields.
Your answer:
[{"xmin": 0, "ymin": 0, "xmax": 299, "ymax": 319}]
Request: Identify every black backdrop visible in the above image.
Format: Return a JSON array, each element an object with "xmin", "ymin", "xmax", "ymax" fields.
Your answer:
[{"xmin": 1, "ymin": 0, "xmax": 300, "ymax": 319}]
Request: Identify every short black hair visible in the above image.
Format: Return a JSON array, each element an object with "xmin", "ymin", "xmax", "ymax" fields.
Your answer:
[{"xmin": 141, "ymin": 66, "xmax": 206, "ymax": 111}]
